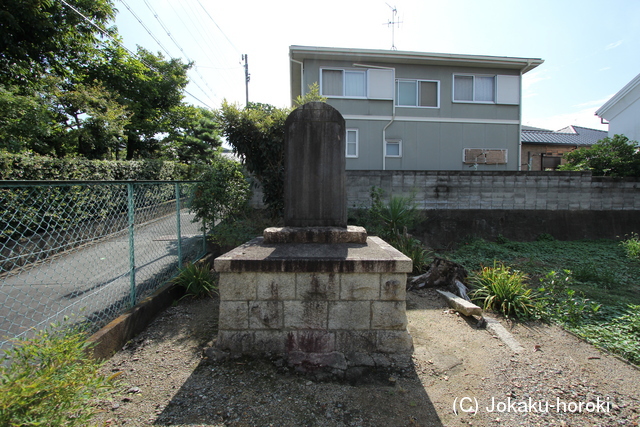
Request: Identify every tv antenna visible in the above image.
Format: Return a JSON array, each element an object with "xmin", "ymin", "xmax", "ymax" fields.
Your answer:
[{"xmin": 385, "ymin": 4, "xmax": 402, "ymax": 50}]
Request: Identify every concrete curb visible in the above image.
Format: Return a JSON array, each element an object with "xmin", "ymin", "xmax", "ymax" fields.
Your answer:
[
  {"xmin": 483, "ymin": 317, "xmax": 524, "ymax": 353},
  {"xmin": 87, "ymin": 254, "xmax": 214, "ymax": 360}
]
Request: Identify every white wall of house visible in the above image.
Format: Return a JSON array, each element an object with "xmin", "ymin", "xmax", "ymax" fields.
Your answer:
[{"xmin": 597, "ymin": 73, "xmax": 640, "ymax": 142}]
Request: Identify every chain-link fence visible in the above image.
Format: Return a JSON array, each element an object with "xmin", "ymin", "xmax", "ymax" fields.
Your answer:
[{"xmin": 0, "ymin": 181, "xmax": 206, "ymax": 350}]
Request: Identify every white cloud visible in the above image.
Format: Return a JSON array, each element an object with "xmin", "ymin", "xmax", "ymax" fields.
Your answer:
[
  {"xmin": 605, "ymin": 40, "xmax": 623, "ymax": 50},
  {"xmin": 599, "ymin": 66, "xmax": 612, "ymax": 72},
  {"xmin": 573, "ymin": 95, "xmax": 614, "ymax": 109}
]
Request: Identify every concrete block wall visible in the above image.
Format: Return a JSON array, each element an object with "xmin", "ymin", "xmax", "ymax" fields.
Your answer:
[
  {"xmin": 346, "ymin": 171, "xmax": 640, "ymax": 211},
  {"xmin": 216, "ymin": 271, "xmax": 413, "ymax": 368}
]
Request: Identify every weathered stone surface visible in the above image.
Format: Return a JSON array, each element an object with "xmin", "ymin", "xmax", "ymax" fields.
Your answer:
[
  {"xmin": 335, "ymin": 330, "xmax": 377, "ymax": 353},
  {"xmin": 376, "ymin": 330, "xmax": 414, "ymax": 353},
  {"xmin": 328, "ymin": 301, "xmax": 371, "ymax": 330},
  {"xmin": 371, "ymin": 301, "xmax": 408, "ymax": 330},
  {"xmin": 249, "ymin": 301, "xmax": 283, "ymax": 329},
  {"xmin": 297, "ymin": 273, "xmax": 339, "ymax": 300},
  {"xmin": 283, "ymin": 300, "xmax": 328, "ymax": 329},
  {"xmin": 256, "ymin": 273, "xmax": 295, "ymax": 301},
  {"xmin": 263, "ymin": 226, "xmax": 367, "ymax": 244},
  {"xmin": 344, "ymin": 352, "xmax": 376, "ymax": 367},
  {"xmin": 436, "ymin": 289, "xmax": 483, "ymax": 316},
  {"xmin": 340, "ymin": 274, "xmax": 380, "ymax": 300},
  {"xmin": 286, "ymin": 330, "xmax": 335, "ymax": 353},
  {"xmin": 287, "ymin": 351, "xmax": 348, "ymax": 371},
  {"xmin": 213, "ymin": 237, "xmax": 412, "ymax": 274},
  {"xmin": 219, "ymin": 273, "xmax": 257, "ymax": 301},
  {"xmin": 253, "ymin": 330, "xmax": 287, "ymax": 354},
  {"xmin": 381, "ymin": 274, "xmax": 407, "ymax": 300},
  {"xmin": 216, "ymin": 331, "xmax": 254, "ymax": 353},
  {"xmin": 284, "ymin": 102, "xmax": 346, "ymax": 227},
  {"xmin": 218, "ymin": 301, "xmax": 248, "ymax": 330}
]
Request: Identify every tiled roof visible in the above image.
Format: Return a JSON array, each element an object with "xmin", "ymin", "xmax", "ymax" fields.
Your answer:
[{"xmin": 522, "ymin": 125, "xmax": 607, "ymax": 146}]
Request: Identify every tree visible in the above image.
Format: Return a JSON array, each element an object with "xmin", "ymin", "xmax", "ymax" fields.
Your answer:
[
  {"xmin": 84, "ymin": 43, "xmax": 191, "ymax": 159},
  {"xmin": 163, "ymin": 106, "xmax": 222, "ymax": 164},
  {"xmin": 0, "ymin": 0, "xmax": 116, "ymax": 88},
  {"xmin": 559, "ymin": 134, "xmax": 640, "ymax": 177},
  {"xmin": 216, "ymin": 84, "xmax": 327, "ymax": 216},
  {"xmin": 0, "ymin": 85, "xmax": 51, "ymax": 153}
]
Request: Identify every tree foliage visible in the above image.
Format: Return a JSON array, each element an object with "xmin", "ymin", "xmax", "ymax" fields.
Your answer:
[
  {"xmin": 0, "ymin": 0, "xmax": 116, "ymax": 87},
  {"xmin": 216, "ymin": 83, "xmax": 327, "ymax": 216},
  {"xmin": 559, "ymin": 134, "xmax": 640, "ymax": 177},
  {"xmin": 217, "ymin": 101, "xmax": 288, "ymax": 216},
  {"xmin": 0, "ymin": 1, "xmax": 212, "ymax": 163}
]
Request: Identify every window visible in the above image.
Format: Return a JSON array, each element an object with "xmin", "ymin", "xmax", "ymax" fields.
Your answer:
[
  {"xmin": 463, "ymin": 148, "xmax": 507, "ymax": 164},
  {"xmin": 454, "ymin": 75, "xmax": 496, "ymax": 103},
  {"xmin": 346, "ymin": 129, "xmax": 358, "ymax": 158},
  {"xmin": 385, "ymin": 139, "xmax": 402, "ymax": 157},
  {"xmin": 396, "ymin": 80, "xmax": 439, "ymax": 108},
  {"xmin": 321, "ymin": 69, "xmax": 366, "ymax": 97}
]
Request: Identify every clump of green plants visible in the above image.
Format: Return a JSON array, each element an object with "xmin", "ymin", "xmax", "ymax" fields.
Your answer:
[
  {"xmin": 354, "ymin": 187, "xmax": 429, "ymax": 273},
  {"xmin": 172, "ymin": 263, "xmax": 218, "ymax": 299},
  {"xmin": 535, "ymin": 270, "xmax": 601, "ymax": 326},
  {"xmin": 573, "ymin": 305, "xmax": 640, "ymax": 365},
  {"xmin": 621, "ymin": 233, "xmax": 640, "ymax": 260},
  {"xmin": 392, "ymin": 228, "xmax": 430, "ymax": 274},
  {"xmin": 0, "ymin": 320, "xmax": 115, "ymax": 426},
  {"xmin": 469, "ymin": 262, "xmax": 537, "ymax": 319}
]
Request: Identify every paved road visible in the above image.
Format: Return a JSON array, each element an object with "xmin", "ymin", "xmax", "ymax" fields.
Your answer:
[{"xmin": 0, "ymin": 211, "xmax": 205, "ymax": 349}]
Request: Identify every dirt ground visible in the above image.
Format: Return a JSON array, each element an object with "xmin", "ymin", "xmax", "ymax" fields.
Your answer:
[{"xmin": 94, "ymin": 288, "xmax": 640, "ymax": 427}]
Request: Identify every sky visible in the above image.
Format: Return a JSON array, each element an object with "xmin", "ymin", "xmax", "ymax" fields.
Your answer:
[{"xmin": 112, "ymin": 0, "xmax": 640, "ymax": 132}]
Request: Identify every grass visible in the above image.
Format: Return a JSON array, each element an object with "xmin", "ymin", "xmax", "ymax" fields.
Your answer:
[{"xmin": 437, "ymin": 237, "xmax": 640, "ymax": 365}]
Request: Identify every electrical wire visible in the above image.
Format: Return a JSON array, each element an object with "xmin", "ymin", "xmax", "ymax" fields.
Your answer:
[{"xmin": 57, "ymin": 0, "xmax": 215, "ymax": 109}]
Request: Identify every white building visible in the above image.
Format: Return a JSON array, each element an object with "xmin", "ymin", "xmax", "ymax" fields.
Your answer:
[{"xmin": 596, "ymin": 72, "xmax": 640, "ymax": 142}]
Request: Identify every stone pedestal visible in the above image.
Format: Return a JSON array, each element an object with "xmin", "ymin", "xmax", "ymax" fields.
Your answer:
[{"xmin": 213, "ymin": 235, "xmax": 414, "ymax": 373}]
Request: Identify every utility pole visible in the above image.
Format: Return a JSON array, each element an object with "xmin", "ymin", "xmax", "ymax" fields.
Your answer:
[{"xmin": 242, "ymin": 54, "xmax": 250, "ymax": 106}]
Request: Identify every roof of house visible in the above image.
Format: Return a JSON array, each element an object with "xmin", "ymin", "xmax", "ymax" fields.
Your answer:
[
  {"xmin": 595, "ymin": 72, "xmax": 640, "ymax": 121},
  {"xmin": 289, "ymin": 45, "xmax": 544, "ymax": 73},
  {"xmin": 521, "ymin": 125, "xmax": 607, "ymax": 146}
]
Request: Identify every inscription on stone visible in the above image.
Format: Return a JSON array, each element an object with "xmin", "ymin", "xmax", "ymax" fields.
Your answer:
[{"xmin": 284, "ymin": 102, "xmax": 346, "ymax": 227}]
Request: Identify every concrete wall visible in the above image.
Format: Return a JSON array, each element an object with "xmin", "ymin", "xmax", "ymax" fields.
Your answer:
[{"xmin": 346, "ymin": 170, "xmax": 640, "ymax": 211}]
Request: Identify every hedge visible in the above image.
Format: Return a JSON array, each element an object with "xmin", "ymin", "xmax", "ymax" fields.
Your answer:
[{"xmin": 0, "ymin": 151, "xmax": 200, "ymax": 181}]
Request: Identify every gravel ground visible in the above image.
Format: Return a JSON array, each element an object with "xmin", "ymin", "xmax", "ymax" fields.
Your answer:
[{"xmin": 93, "ymin": 288, "xmax": 640, "ymax": 427}]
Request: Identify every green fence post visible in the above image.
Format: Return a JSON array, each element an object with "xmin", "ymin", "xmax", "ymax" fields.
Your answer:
[
  {"xmin": 176, "ymin": 183, "xmax": 182, "ymax": 270},
  {"xmin": 128, "ymin": 182, "xmax": 136, "ymax": 307}
]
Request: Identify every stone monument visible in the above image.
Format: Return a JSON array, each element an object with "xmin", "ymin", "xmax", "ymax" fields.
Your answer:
[{"xmin": 213, "ymin": 102, "xmax": 413, "ymax": 375}]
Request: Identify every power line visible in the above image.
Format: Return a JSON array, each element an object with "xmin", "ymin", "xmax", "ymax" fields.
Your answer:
[
  {"xmin": 195, "ymin": 0, "xmax": 241, "ymax": 55},
  {"xmin": 57, "ymin": 0, "xmax": 215, "ymax": 109}
]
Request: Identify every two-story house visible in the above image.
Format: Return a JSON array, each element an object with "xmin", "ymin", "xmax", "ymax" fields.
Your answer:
[
  {"xmin": 596, "ymin": 71, "xmax": 640, "ymax": 142},
  {"xmin": 289, "ymin": 45, "xmax": 543, "ymax": 171}
]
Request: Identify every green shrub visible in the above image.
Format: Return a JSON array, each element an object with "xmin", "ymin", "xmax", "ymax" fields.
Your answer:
[
  {"xmin": 621, "ymin": 233, "xmax": 640, "ymax": 260},
  {"xmin": 536, "ymin": 270, "xmax": 601, "ymax": 326},
  {"xmin": 391, "ymin": 228, "xmax": 430, "ymax": 274},
  {"xmin": 189, "ymin": 156, "xmax": 251, "ymax": 232},
  {"xmin": 0, "ymin": 321, "xmax": 115, "ymax": 426},
  {"xmin": 470, "ymin": 262, "xmax": 537, "ymax": 319},
  {"xmin": 172, "ymin": 263, "xmax": 218, "ymax": 299},
  {"xmin": 368, "ymin": 187, "xmax": 420, "ymax": 240}
]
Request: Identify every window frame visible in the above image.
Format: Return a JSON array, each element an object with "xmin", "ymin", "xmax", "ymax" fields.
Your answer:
[
  {"xmin": 320, "ymin": 68, "xmax": 367, "ymax": 99},
  {"xmin": 385, "ymin": 139, "xmax": 402, "ymax": 158},
  {"xmin": 345, "ymin": 128, "xmax": 359, "ymax": 158},
  {"xmin": 453, "ymin": 74, "xmax": 497, "ymax": 104},
  {"xmin": 395, "ymin": 79, "xmax": 440, "ymax": 108}
]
